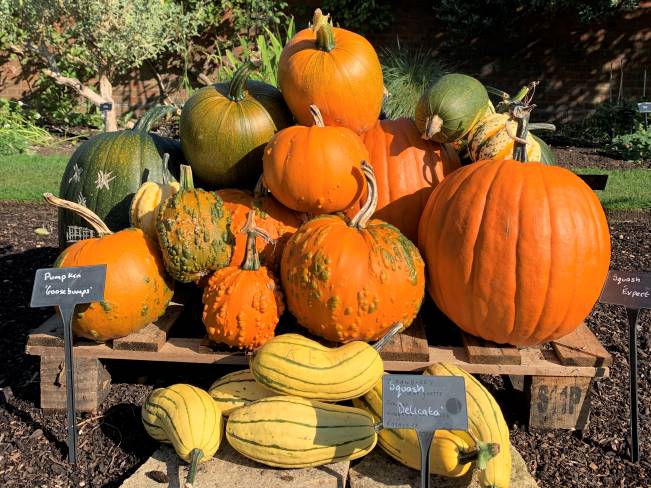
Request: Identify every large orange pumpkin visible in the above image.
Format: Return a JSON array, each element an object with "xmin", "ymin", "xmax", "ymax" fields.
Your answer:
[
  {"xmin": 202, "ymin": 212, "xmax": 284, "ymax": 351},
  {"xmin": 418, "ymin": 159, "xmax": 611, "ymax": 346},
  {"xmin": 262, "ymin": 105, "xmax": 367, "ymax": 214},
  {"xmin": 216, "ymin": 186, "xmax": 302, "ymax": 273},
  {"xmin": 45, "ymin": 193, "xmax": 174, "ymax": 342},
  {"xmin": 360, "ymin": 118, "xmax": 461, "ymax": 243},
  {"xmin": 281, "ymin": 162, "xmax": 425, "ymax": 343},
  {"xmin": 278, "ymin": 9, "xmax": 383, "ymax": 134}
]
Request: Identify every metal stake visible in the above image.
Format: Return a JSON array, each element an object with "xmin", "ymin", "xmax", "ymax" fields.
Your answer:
[
  {"xmin": 626, "ymin": 307, "xmax": 640, "ymax": 463},
  {"xmin": 59, "ymin": 303, "xmax": 78, "ymax": 464},
  {"xmin": 416, "ymin": 430, "xmax": 435, "ymax": 488}
]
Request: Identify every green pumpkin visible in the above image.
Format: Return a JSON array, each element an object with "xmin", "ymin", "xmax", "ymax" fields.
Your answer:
[
  {"xmin": 531, "ymin": 134, "xmax": 556, "ymax": 165},
  {"xmin": 179, "ymin": 62, "xmax": 293, "ymax": 189},
  {"xmin": 58, "ymin": 105, "xmax": 179, "ymax": 249},
  {"xmin": 415, "ymin": 74, "xmax": 489, "ymax": 143}
]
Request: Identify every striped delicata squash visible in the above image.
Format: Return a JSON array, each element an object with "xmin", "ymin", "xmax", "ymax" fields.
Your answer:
[{"xmin": 209, "ymin": 369, "xmax": 275, "ymax": 416}]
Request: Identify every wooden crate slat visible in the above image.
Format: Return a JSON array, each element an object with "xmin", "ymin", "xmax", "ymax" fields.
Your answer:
[
  {"xmin": 112, "ymin": 299, "xmax": 184, "ymax": 352},
  {"xmin": 529, "ymin": 376, "xmax": 593, "ymax": 430},
  {"xmin": 379, "ymin": 316, "xmax": 429, "ymax": 362},
  {"xmin": 461, "ymin": 333, "xmax": 522, "ymax": 365},
  {"xmin": 27, "ymin": 315, "xmax": 64, "ymax": 347},
  {"xmin": 550, "ymin": 323, "xmax": 612, "ymax": 367}
]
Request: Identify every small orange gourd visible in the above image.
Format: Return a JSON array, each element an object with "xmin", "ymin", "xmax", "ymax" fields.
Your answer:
[{"xmin": 202, "ymin": 211, "xmax": 285, "ymax": 350}]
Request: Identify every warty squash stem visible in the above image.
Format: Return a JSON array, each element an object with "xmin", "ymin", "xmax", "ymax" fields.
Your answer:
[
  {"xmin": 349, "ymin": 161, "xmax": 377, "ymax": 229},
  {"xmin": 309, "ymin": 105, "xmax": 326, "ymax": 127},
  {"xmin": 185, "ymin": 448, "xmax": 204, "ymax": 488},
  {"xmin": 510, "ymin": 103, "xmax": 535, "ymax": 162},
  {"xmin": 133, "ymin": 105, "xmax": 177, "ymax": 132},
  {"xmin": 372, "ymin": 322, "xmax": 404, "ymax": 351},
  {"xmin": 43, "ymin": 193, "xmax": 113, "ymax": 236},
  {"xmin": 312, "ymin": 9, "xmax": 335, "ymax": 52},
  {"xmin": 228, "ymin": 60, "xmax": 261, "ymax": 102},
  {"xmin": 179, "ymin": 164, "xmax": 195, "ymax": 190},
  {"xmin": 240, "ymin": 211, "xmax": 274, "ymax": 270}
]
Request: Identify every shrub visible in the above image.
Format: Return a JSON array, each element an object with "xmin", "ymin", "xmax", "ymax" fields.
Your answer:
[
  {"xmin": 610, "ymin": 129, "xmax": 651, "ymax": 161},
  {"xmin": 0, "ymin": 99, "xmax": 53, "ymax": 155}
]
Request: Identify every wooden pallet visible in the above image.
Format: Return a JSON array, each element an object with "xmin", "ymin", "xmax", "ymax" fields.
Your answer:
[{"xmin": 25, "ymin": 304, "xmax": 610, "ymax": 430}]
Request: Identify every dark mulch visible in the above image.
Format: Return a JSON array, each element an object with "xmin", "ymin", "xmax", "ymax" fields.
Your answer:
[
  {"xmin": 0, "ymin": 200, "xmax": 650, "ymax": 487},
  {"xmin": 552, "ymin": 146, "xmax": 651, "ymax": 170}
]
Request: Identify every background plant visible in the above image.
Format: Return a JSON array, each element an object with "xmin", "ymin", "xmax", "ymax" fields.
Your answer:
[
  {"xmin": 610, "ymin": 129, "xmax": 651, "ymax": 162},
  {"xmin": 321, "ymin": 0, "xmax": 392, "ymax": 33},
  {"xmin": 0, "ymin": 99, "xmax": 53, "ymax": 156}
]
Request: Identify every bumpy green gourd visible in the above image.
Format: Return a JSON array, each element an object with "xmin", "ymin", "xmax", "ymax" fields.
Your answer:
[{"xmin": 157, "ymin": 165, "xmax": 232, "ymax": 282}]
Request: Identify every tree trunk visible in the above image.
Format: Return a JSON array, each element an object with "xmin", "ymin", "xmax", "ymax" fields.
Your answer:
[{"xmin": 99, "ymin": 75, "xmax": 117, "ymax": 132}]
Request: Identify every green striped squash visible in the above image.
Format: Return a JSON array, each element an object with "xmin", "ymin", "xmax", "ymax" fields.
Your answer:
[
  {"xmin": 249, "ymin": 333, "xmax": 384, "ymax": 402},
  {"xmin": 226, "ymin": 396, "xmax": 378, "ymax": 468},
  {"xmin": 209, "ymin": 369, "xmax": 275, "ymax": 416},
  {"xmin": 415, "ymin": 74, "xmax": 489, "ymax": 143},
  {"xmin": 531, "ymin": 133, "xmax": 556, "ymax": 165},
  {"xmin": 58, "ymin": 105, "xmax": 178, "ymax": 249},
  {"xmin": 468, "ymin": 113, "xmax": 541, "ymax": 162}
]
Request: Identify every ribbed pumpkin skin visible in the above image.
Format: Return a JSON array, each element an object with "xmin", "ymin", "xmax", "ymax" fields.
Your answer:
[
  {"xmin": 58, "ymin": 107, "xmax": 176, "ymax": 248},
  {"xmin": 226, "ymin": 396, "xmax": 377, "ymax": 468},
  {"xmin": 216, "ymin": 189, "xmax": 301, "ymax": 272},
  {"xmin": 262, "ymin": 123, "xmax": 368, "ymax": 213},
  {"xmin": 249, "ymin": 333, "xmax": 384, "ymax": 401},
  {"xmin": 142, "ymin": 384, "xmax": 223, "ymax": 463},
  {"xmin": 425, "ymin": 363, "xmax": 511, "ymax": 488},
  {"xmin": 468, "ymin": 113, "xmax": 542, "ymax": 162},
  {"xmin": 180, "ymin": 80, "xmax": 292, "ymax": 189},
  {"xmin": 278, "ymin": 23, "xmax": 383, "ymax": 134},
  {"xmin": 129, "ymin": 180, "xmax": 180, "ymax": 240},
  {"xmin": 202, "ymin": 263, "xmax": 284, "ymax": 351},
  {"xmin": 281, "ymin": 217, "xmax": 425, "ymax": 342},
  {"xmin": 55, "ymin": 228, "xmax": 173, "ymax": 341},
  {"xmin": 418, "ymin": 159, "xmax": 611, "ymax": 346},
  {"xmin": 209, "ymin": 369, "xmax": 275, "ymax": 416},
  {"xmin": 157, "ymin": 181, "xmax": 232, "ymax": 283},
  {"xmin": 360, "ymin": 118, "xmax": 461, "ymax": 242},
  {"xmin": 353, "ymin": 375, "xmax": 473, "ymax": 475},
  {"xmin": 415, "ymin": 74, "xmax": 489, "ymax": 143}
]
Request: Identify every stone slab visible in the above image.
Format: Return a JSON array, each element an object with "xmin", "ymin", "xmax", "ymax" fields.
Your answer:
[
  {"xmin": 349, "ymin": 445, "xmax": 537, "ymax": 488},
  {"xmin": 121, "ymin": 442, "xmax": 349, "ymax": 488}
]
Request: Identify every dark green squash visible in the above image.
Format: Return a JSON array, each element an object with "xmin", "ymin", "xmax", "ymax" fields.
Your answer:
[
  {"xmin": 179, "ymin": 62, "xmax": 293, "ymax": 189},
  {"xmin": 58, "ymin": 105, "xmax": 179, "ymax": 249},
  {"xmin": 415, "ymin": 74, "xmax": 489, "ymax": 143},
  {"xmin": 531, "ymin": 134, "xmax": 556, "ymax": 165}
]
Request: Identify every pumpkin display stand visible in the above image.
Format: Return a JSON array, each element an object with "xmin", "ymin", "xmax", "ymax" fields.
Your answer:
[{"xmin": 24, "ymin": 297, "xmax": 610, "ymax": 430}]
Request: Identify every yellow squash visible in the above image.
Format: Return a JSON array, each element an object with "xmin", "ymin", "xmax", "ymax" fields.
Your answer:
[
  {"xmin": 209, "ymin": 369, "xmax": 275, "ymax": 416},
  {"xmin": 226, "ymin": 396, "xmax": 378, "ymax": 468},
  {"xmin": 249, "ymin": 324, "xmax": 401, "ymax": 401},
  {"xmin": 467, "ymin": 112, "xmax": 541, "ymax": 162},
  {"xmin": 142, "ymin": 384, "xmax": 223, "ymax": 487},
  {"xmin": 425, "ymin": 363, "xmax": 511, "ymax": 487}
]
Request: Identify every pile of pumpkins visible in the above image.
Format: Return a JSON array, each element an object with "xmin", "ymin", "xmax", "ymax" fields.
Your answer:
[{"xmin": 142, "ymin": 329, "xmax": 511, "ymax": 487}]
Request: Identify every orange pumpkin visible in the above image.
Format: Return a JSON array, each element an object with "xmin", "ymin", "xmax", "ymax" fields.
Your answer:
[
  {"xmin": 45, "ymin": 193, "xmax": 174, "ymax": 342},
  {"xmin": 278, "ymin": 9, "xmax": 383, "ymax": 134},
  {"xmin": 359, "ymin": 118, "xmax": 461, "ymax": 243},
  {"xmin": 281, "ymin": 162, "xmax": 425, "ymax": 343},
  {"xmin": 262, "ymin": 105, "xmax": 367, "ymax": 214},
  {"xmin": 202, "ymin": 212, "xmax": 284, "ymax": 350},
  {"xmin": 216, "ymin": 186, "xmax": 302, "ymax": 273},
  {"xmin": 418, "ymin": 159, "xmax": 611, "ymax": 346}
]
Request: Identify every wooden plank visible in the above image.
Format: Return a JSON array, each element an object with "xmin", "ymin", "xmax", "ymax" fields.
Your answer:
[
  {"xmin": 27, "ymin": 315, "xmax": 64, "ymax": 347},
  {"xmin": 461, "ymin": 333, "xmax": 522, "ymax": 365},
  {"xmin": 550, "ymin": 323, "xmax": 612, "ymax": 367},
  {"xmin": 379, "ymin": 316, "xmax": 429, "ymax": 362},
  {"xmin": 113, "ymin": 299, "xmax": 184, "ymax": 352},
  {"xmin": 529, "ymin": 376, "xmax": 592, "ymax": 430}
]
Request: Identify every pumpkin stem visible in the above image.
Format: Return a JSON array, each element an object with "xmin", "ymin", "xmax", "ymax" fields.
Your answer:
[
  {"xmin": 312, "ymin": 9, "xmax": 335, "ymax": 52},
  {"xmin": 422, "ymin": 114, "xmax": 443, "ymax": 140},
  {"xmin": 372, "ymin": 322, "xmax": 404, "ymax": 351},
  {"xmin": 179, "ymin": 164, "xmax": 195, "ymax": 191},
  {"xmin": 528, "ymin": 122, "xmax": 556, "ymax": 132},
  {"xmin": 185, "ymin": 448, "xmax": 204, "ymax": 488},
  {"xmin": 472, "ymin": 442, "xmax": 500, "ymax": 471},
  {"xmin": 43, "ymin": 193, "xmax": 112, "ymax": 236},
  {"xmin": 309, "ymin": 105, "xmax": 326, "ymax": 127},
  {"xmin": 161, "ymin": 153, "xmax": 170, "ymax": 185},
  {"xmin": 133, "ymin": 105, "xmax": 177, "ymax": 132},
  {"xmin": 240, "ymin": 211, "xmax": 274, "ymax": 271},
  {"xmin": 349, "ymin": 161, "xmax": 377, "ymax": 229},
  {"xmin": 228, "ymin": 59, "xmax": 261, "ymax": 102}
]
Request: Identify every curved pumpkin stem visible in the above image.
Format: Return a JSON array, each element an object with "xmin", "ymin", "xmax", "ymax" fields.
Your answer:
[
  {"xmin": 185, "ymin": 447, "xmax": 204, "ymax": 488},
  {"xmin": 372, "ymin": 322, "xmax": 404, "ymax": 351},
  {"xmin": 228, "ymin": 59, "xmax": 261, "ymax": 102},
  {"xmin": 240, "ymin": 211, "xmax": 274, "ymax": 271},
  {"xmin": 179, "ymin": 164, "xmax": 195, "ymax": 190},
  {"xmin": 133, "ymin": 105, "xmax": 177, "ymax": 133},
  {"xmin": 309, "ymin": 105, "xmax": 326, "ymax": 128},
  {"xmin": 422, "ymin": 114, "xmax": 444, "ymax": 141},
  {"xmin": 43, "ymin": 193, "xmax": 112, "ymax": 236},
  {"xmin": 349, "ymin": 161, "xmax": 377, "ymax": 229},
  {"xmin": 312, "ymin": 9, "xmax": 335, "ymax": 52},
  {"xmin": 161, "ymin": 153, "xmax": 170, "ymax": 185}
]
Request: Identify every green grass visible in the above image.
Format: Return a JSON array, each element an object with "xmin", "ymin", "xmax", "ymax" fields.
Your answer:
[
  {"xmin": 572, "ymin": 167, "xmax": 651, "ymax": 211},
  {"xmin": 0, "ymin": 153, "xmax": 68, "ymax": 200}
]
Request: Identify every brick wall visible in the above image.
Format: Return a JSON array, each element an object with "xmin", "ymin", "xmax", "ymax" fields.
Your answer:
[{"xmin": 1, "ymin": 1, "xmax": 649, "ymax": 123}]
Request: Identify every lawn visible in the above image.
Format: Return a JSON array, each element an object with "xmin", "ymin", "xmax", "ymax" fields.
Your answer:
[
  {"xmin": 573, "ymin": 167, "xmax": 651, "ymax": 211},
  {"xmin": 0, "ymin": 153, "xmax": 68, "ymax": 200}
]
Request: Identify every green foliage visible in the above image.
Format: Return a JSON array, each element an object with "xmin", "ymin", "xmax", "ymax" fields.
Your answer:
[
  {"xmin": 215, "ymin": 18, "xmax": 295, "ymax": 87},
  {"xmin": 0, "ymin": 99, "xmax": 53, "ymax": 156},
  {"xmin": 379, "ymin": 43, "xmax": 450, "ymax": 119},
  {"xmin": 322, "ymin": 0, "xmax": 392, "ymax": 33},
  {"xmin": 610, "ymin": 129, "xmax": 651, "ymax": 161},
  {"xmin": 573, "ymin": 167, "xmax": 651, "ymax": 210}
]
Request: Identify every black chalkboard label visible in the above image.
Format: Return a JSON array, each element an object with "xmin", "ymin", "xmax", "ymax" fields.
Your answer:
[
  {"xmin": 599, "ymin": 270, "xmax": 651, "ymax": 310},
  {"xmin": 31, "ymin": 265, "xmax": 107, "ymax": 309},
  {"xmin": 638, "ymin": 102, "xmax": 651, "ymax": 114},
  {"xmin": 382, "ymin": 375, "xmax": 468, "ymax": 431}
]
